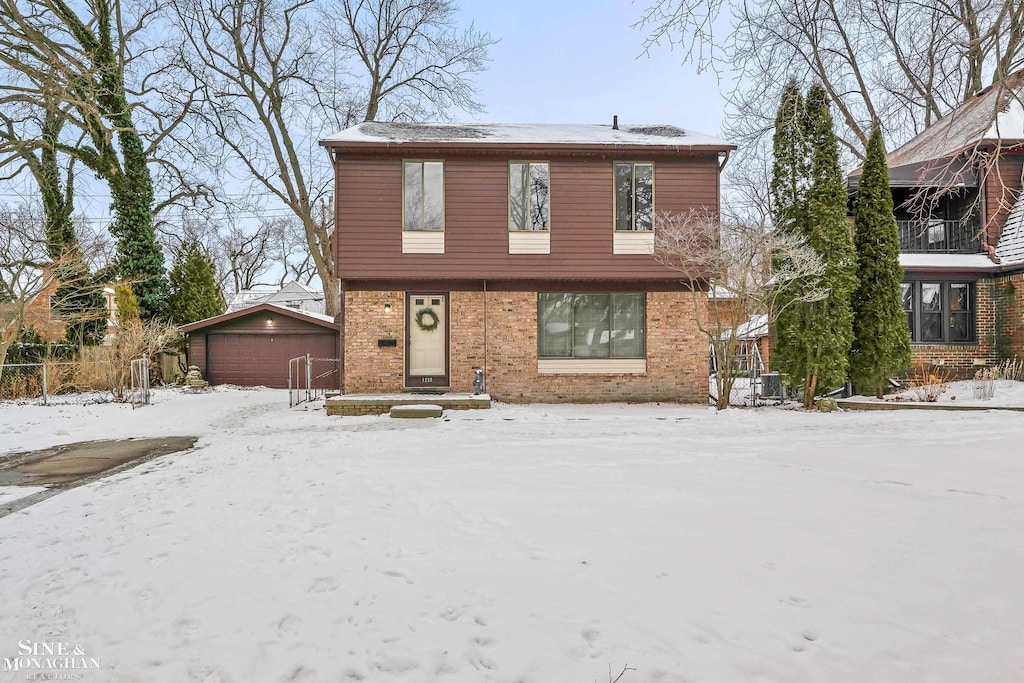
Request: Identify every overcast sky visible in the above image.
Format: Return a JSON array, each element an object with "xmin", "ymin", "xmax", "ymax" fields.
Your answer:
[
  {"xmin": 0, "ymin": 1, "xmax": 730, "ymax": 235},
  {"xmin": 456, "ymin": 0, "xmax": 727, "ymax": 139}
]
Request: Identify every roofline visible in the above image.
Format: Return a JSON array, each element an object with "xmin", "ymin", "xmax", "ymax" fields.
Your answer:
[
  {"xmin": 901, "ymin": 261, "xmax": 1024, "ymax": 276},
  {"xmin": 178, "ymin": 303, "xmax": 338, "ymax": 333},
  {"xmin": 320, "ymin": 140, "xmax": 737, "ymax": 154}
]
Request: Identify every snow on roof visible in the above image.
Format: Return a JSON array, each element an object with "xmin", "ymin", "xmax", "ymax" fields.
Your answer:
[
  {"xmin": 708, "ymin": 284, "xmax": 738, "ymax": 299},
  {"xmin": 885, "ymin": 69, "xmax": 1024, "ymax": 171},
  {"xmin": 264, "ymin": 303, "xmax": 335, "ymax": 324},
  {"xmin": 899, "ymin": 253, "xmax": 999, "ymax": 271},
  {"xmin": 995, "ymin": 190, "xmax": 1024, "ymax": 266},
  {"xmin": 322, "ymin": 122, "xmax": 734, "ymax": 150},
  {"xmin": 718, "ymin": 314, "xmax": 769, "ymax": 341},
  {"xmin": 226, "ymin": 290, "xmax": 271, "ymax": 312},
  {"xmin": 227, "ymin": 283, "xmax": 325, "ymax": 314}
]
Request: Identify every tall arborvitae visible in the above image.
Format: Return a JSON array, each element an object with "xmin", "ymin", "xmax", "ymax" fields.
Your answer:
[
  {"xmin": 771, "ymin": 81, "xmax": 811, "ymax": 395},
  {"xmin": 769, "ymin": 80, "xmax": 809, "ymax": 234},
  {"xmin": 850, "ymin": 127, "xmax": 912, "ymax": 396},
  {"xmin": 168, "ymin": 244, "xmax": 225, "ymax": 325},
  {"xmin": 772, "ymin": 84, "xmax": 858, "ymax": 407},
  {"xmin": 800, "ymin": 84, "xmax": 858, "ymax": 405}
]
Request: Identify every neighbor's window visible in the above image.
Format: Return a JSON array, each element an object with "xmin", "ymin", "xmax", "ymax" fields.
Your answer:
[
  {"xmin": 614, "ymin": 162, "xmax": 654, "ymax": 231},
  {"xmin": 509, "ymin": 162, "xmax": 550, "ymax": 231},
  {"xmin": 403, "ymin": 160, "xmax": 444, "ymax": 231},
  {"xmin": 903, "ymin": 280, "xmax": 975, "ymax": 343},
  {"xmin": 538, "ymin": 293, "xmax": 645, "ymax": 358}
]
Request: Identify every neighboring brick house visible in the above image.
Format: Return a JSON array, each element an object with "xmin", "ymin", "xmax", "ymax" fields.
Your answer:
[
  {"xmin": 23, "ymin": 275, "xmax": 117, "ymax": 343},
  {"xmin": 321, "ymin": 122, "xmax": 735, "ymax": 402},
  {"xmin": 847, "ymin": 70, "xmax": 1024, "ymax": 374}
]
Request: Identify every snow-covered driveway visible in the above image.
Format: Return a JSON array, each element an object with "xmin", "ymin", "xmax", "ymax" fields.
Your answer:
[{"xmin": 1, "ymin": 389, "xmax": 1022, "ymax": 682}]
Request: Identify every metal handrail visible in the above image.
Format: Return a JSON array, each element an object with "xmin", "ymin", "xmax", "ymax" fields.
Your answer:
[{"xmin": 896, "ymin": 219, "xmax": 983, "ymax": 254}]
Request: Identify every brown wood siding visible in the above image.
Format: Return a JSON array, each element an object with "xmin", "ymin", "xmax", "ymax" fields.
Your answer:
[
  {"xmin": 335, "ymin": 151, "xmax": 721, "ymax": 281},
  {"xmin": 984, "ymin": 152, "xmax": 1024, "ymax": 246},
  {"xmin": 188, "ymin": 332, "xmax": 206, "ymax": 371},
  {"xmin": 195, "ymin": 313, "xmax": 336, "ymax": 336},
  {"xmin": 341, "ymin": 278, "xmax": 700, "ymax": 292},
  {"xmin": 184, "ymin": 310, "xmax": 338, "ymax": 386}
]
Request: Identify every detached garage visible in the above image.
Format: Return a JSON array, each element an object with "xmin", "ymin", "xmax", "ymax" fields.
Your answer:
[{"xmin": 179, "ymin": 304, "xmax": 339, "ymax": 388}]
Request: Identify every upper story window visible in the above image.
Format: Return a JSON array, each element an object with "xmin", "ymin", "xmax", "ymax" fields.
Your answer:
[
  {"xmin": 614, "ymin": 162, "xmax": 654, "ymax": 231},
  {"xmin": 902, "ymin": 280, "xmax": 975, "ymax": 344},
  {"xmin": 403, "ymin": 161, "xmax": 444, "ymax": 231},
  {"xmin": 509, "ymin": 162, "xmax": 550, "ymax": 231}
]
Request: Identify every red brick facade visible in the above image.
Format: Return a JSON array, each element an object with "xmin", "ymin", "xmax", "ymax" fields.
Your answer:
[
  {"xmin": 907, "ymin": 273, "xmax": 1024, "ymax": 375},
  {"xmin": 343, "ymin": 289, "xmax": 708, "ymax": 403}
]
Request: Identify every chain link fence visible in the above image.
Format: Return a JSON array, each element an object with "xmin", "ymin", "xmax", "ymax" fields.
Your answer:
[
  {"xmin": 709, "ymin": 340, "xmax": 772, "ymax": 407},
  {"xmin": 0, "ymin": 357, "xmax": 152, "ymax": 405}
]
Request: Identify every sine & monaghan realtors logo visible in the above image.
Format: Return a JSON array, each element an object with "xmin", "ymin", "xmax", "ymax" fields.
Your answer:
[{"xmin": 3, "ymin": 640, "xmax": 102, "ymax": 680}]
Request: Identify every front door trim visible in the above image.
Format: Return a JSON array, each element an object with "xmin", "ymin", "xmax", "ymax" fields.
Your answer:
[{"xmin": 404, "ymin": 292, "xmax": 450, "ymax": 389}]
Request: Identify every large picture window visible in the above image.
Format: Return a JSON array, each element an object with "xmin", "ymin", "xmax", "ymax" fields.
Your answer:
[
  {"xmin": 902, "ymin": 280, "xmax": 975, "ymax": 343},
  {"xmin": 538, "ymin": 293, "xmax": 645, "ymax": 358},
  {"xmin": 403, "ymin": 161, "xmax": 444, "ymax": 231},
  {"xmin": 613, "ymin": 162, "xmax": 654, "ymax": 231},
  {"xmin": 509, "ymin": 162, "xmax": 550, "ymax": 231}
]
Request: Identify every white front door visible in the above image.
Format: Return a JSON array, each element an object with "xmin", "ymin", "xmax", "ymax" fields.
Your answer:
[{"xmin": 406, "ymin": 293, "xmax": 448, "ymax": 388}]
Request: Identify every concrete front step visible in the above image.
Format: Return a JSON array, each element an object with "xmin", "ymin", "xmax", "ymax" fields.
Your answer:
[
  {"xmin": 326, "ymin": 393, "xmax": 491, "ymax": 416},
  {"xmin": 390, "ymin": 404, "xmax": 443, "ymax": 419}
]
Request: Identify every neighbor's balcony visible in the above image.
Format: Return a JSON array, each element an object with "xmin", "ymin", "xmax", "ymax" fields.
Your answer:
[{"xmin": 896, "ymin": 219, "xmax": 983, "ymax": 254}]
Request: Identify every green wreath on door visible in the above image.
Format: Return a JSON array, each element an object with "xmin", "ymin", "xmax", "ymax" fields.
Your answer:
[{"xmin": 415, "ymin": 307, "xmax": 440, "ymax": 332}]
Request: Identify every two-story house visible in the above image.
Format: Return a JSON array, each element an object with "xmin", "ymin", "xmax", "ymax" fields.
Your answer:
[
  {"xmin": 321, "ymin": 122, "xmax": 735, "ymax": 402},
  {"xmin": 847, "ymin": 70, "xmax": 1024, "ymax": 373}
]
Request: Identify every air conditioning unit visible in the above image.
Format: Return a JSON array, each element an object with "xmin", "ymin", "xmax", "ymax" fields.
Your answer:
[{"xmin": 760, "ymin": 372, "xmax": 783, "ymax": 400}]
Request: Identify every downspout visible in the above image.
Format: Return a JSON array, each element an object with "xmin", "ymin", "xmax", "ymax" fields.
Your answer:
[
  {"xmin": 324, "ymin": 143, "xmax": 345, "ymax": 393},
  {"xmin": 719, "ymin": 150, "xmax": 731, "ymax": 171},
  {"xmin": 483, "ymin": 279, "xmax": 488, "ymax": 392},
  {"xmin": 338, "ymin": 278, "xmax": 345, "ymax": 394}
]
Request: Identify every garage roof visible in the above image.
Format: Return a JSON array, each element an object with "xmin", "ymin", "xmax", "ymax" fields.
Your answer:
[{"xmin": 178, "ymin": 303, "xmax": 338, "ymax": 333}]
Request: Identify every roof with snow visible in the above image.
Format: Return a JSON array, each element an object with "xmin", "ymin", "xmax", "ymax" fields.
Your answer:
[
  {"xmin": 226, "ymin": 282, "xmax": 325, "ymax": 315},
  {"xmin": 848, "ymin": 69, "xmax": 1024, "ymax": 189},
  {"xmin": 718, "ymin": 314, "xmax": 769, "ymax": 341},
  {"xmin": 178, "ymin": 302, "xmax": 336, "ymax": 334},
  {"xmin": 886, "ymin": 70, "xmax": 1024, "ymax": 171},
  {"xmin": 322, "ymin": 122, "xmax": 734, "ymax": 151},
  {"xmin": 995, "ymin": 191, "xmax": 1024, "ymax": 266}
]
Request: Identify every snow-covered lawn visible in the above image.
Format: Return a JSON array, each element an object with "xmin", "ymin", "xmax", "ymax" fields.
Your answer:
[{"xmin": 1, "ymin": 389, "xmax": 1023, "ymax": 682}]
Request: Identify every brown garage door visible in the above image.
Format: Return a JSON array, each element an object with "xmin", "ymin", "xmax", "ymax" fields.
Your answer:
[{"xmin": 206, "ymin": 334, "xmax": 337, "ymax": 388}]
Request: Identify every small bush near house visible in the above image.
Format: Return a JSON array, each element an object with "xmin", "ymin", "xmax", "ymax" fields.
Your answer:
[
  {"xmin": 100, "ymin": 320, "xmax": 179, "ymax": 401},
  {"xmin": 907, "ymin": 364, "xmax": 953, "ymax": 402}
]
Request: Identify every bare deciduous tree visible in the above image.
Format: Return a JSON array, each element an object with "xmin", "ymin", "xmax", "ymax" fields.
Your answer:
[
  {"xmin": 329, "ymin": 0, "xmax": 495, "ymax": 122},
  {"xmin": 173, "ymin": 0, "xmax": 344, "ymax": 314},
  {"xmin": 653, "ymin": 210, "xmax": 827, "ymax": 409},
  {"xmin": 0, "ymin": 205, "xmax": 50, "ymax": 373},
  {"xmin": 173, "ymin": 0, "xmax": 493, "ymax": 317},
  {"xmin": 638, "ymin": 0, "xmax": 1024, "ymax": 225},
  {"xmin": 0, "ymin": 0, "xmax": 209, "ymax": 318}
]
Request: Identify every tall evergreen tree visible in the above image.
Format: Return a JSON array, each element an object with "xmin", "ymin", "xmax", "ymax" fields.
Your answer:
[
  {"xmin": 772, "ymin": 84, "xmax": 858, "ymax": 407},
  {"xmin": 850, "ymin": 127, "xmax": 912, "ymax": 396},
  {"xmin": 771, "ymin": 81, "xmax": 810, "ymax": 394},
  {"xmin": 769, "ymin": 80, "xmax": 809, "ymax": 234},
  {"xmin": 168, "ymin": 244, "xmax": 225, "ymax": 325},
  {"xmin": 800, "ymin": 84, "xmax": 858, "ymax": 405}
]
